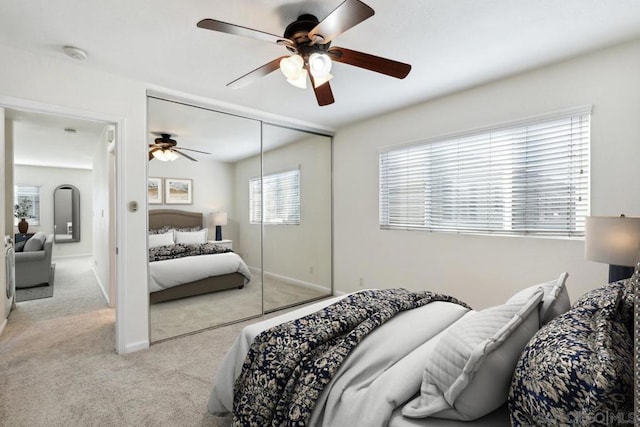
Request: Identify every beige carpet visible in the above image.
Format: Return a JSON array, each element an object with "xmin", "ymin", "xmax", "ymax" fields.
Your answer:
[
  {"xmin": 0, "ymin": 256, "xmax": 331, "ymax": 426},
  {"xmin": 150, "ymin": 273, "xmax": 330, "ymax": 342}
]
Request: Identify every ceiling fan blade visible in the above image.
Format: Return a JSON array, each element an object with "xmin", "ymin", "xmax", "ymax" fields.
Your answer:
[
  {"xmin": 177, "ymin": 147, "xmax": 212, "ymax": 155},
  {"xmin": 173, "ymin": 149, "xmax": 198, "ymax": 162},
  {"xmin": 329, "ymin": 47, "xmax": 411, "ymax": 79},
  {"xmin": 308, "ymin": 70, "xmax": 335, "ymax": 106},
  {"xmin": 308, "ymin": 0, "xmax": 374, "ymax": 45},
  {"xmin": 197, "ymin": 19, "xmax": 284, "ymax": 45},
  {"xmin": 227, "ymin": 56, "xmax": 288, "ymax": 89}
]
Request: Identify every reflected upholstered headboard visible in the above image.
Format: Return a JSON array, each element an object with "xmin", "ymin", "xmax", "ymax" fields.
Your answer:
[{"xmin": 149, "ymin": 209, "xmax": 203, "ymax": 229}]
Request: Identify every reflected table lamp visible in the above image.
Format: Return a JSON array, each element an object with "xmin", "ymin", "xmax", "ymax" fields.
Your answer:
[
  {"xmin": 211, "ymin": 211, "xmax": 227, "ymax": 241},
  {"xmin": 585, "ymin": 215, "xmax": 640, "ymax": 282}
]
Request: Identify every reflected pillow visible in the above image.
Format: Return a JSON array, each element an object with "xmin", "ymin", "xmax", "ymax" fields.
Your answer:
[
  {"xmin": 175, "ymin": 228, "xmax": 207, "ymax": 244},
  {"xmin": 148, "ymin": 231, "xmax": 175, "ymax": 248},
  {"xmin": 149, "ymin": 225, "xmax": 175, "ymax": 235},
  {"xmin": 175, "ymin": 226, "xmax": 202, "ymax": 232},
  {"xmin": 402, "ymin": 288, "xmax": 543, "ymax": 421},
  {"xmin": 506, "ymin": 272, "xmax": 570, "ymax": 326}
]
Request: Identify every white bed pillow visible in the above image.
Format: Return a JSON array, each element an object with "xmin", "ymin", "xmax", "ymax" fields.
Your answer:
[
  {"xmin": 148, "ymin": 231, "xmax": 175, "ymax": 248},
  {"xmin": 175, "ymin": 228, "xmax": 207, "ymax": 244},
  {"xmin": 402, "ymin": 288, "xmax": 543, "ymax": 421},
  {"xmin": 506, "ymin": 272, "xmax": 570, "ymax": 326}
]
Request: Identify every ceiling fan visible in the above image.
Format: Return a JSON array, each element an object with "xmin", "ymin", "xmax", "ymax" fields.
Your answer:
[
  {"xmin": 148, "ymin": 133, "xmax": 211, "ymax": 162},
  {"xmin": 197, "ymin": 0, "xmax": 411, "ymax": 106}
]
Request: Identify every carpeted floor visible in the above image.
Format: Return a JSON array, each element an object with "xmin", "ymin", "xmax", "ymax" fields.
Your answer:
[
  {"xmin": 0, "ymin": 256, "xmax": 330, "ymax": 426},
  {"xmin": 150, "ymin": 273, "xmax": 330, "ymax": 342}
]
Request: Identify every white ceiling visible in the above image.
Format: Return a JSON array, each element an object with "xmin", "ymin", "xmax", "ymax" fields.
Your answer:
[
  {"xmin": 2, "ymin": 0, "xmax": 640, "ymax": 166},
  {"xmin": 7, "ymin": 109, "xmax": 107, "ymax": 170}
]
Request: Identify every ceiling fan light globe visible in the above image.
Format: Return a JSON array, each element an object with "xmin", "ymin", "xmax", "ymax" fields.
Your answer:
[
  {"xmin": 287, "ymin": 68, "xmax": 308, "ymax": 89},
  {"xmin": 309, "ymin": 53, "xmax": 332, "ymax": 77},
  {"xmin": 313, "ymin": 72, "xmax": 333, "ymax": 88},
  {"xmin": 279, "ymin": 54, "xmax": 304, "ymax": 80},
  {"xmin": 165, "ymin": 150, "xmax": 179, "ymax": 161},
  {"xmin": 152, "ymin": 149, "xmax": 168, "ymax": 161}
]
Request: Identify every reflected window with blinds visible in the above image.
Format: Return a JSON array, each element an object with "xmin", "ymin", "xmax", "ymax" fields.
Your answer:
[
  {"xmin": 250, "ymin": 168, "xmax": 300, "ymax": 225},
  {"xmin": 379, "ymin": 107, "xmax": 590, "ymax": 237}
]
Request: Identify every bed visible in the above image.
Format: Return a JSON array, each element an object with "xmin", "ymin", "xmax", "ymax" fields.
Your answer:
[
  {"xmin": 207, "ymin": 274, "xmax": 634, "ymax": 426},
  {"xmin": 148, "ymin": 209, "xmax": 251, "ymax": 304}
]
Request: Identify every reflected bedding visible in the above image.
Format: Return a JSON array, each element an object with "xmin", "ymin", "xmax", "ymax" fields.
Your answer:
[{"xmin": 148, "ymin": 244, "xmax": 251, "ymax": 293}]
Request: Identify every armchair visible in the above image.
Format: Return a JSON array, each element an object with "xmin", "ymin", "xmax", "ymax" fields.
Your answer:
[{"xmin": 15, "ymin": 232, "xmax": 54, "ymax": 288}]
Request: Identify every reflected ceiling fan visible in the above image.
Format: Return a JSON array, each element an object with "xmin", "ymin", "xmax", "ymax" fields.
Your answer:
[
  {"xmin": 148, "ymin": 133, "xmax": 211, "ymax": 162},
  {"xmin": 197, "ymin": 0, "xmax": 411, "ymax": 106}
]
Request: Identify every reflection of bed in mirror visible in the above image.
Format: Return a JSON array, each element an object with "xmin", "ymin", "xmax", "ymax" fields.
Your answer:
[{"xmin": 148, "ymin": 209, "xmax": 251, "ymax": 303}]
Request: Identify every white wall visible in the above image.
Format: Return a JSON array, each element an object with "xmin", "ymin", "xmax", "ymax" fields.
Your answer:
[
  {"xmin": 262, "ymin": 136, "xmax": 332, "ymax": 289},
  {"xmin": 234, "ymin": 135, "xmax": 332, "ymax": 290},
  {"xmin": 92, "ymin": 126, "xmax": 112, "ymax": 305},
  {"xmin": 1, "ymin": 109, "xmax": 6, "ymax": 326},
  {"xmin": 0, "ymin": 43, "xmax": 148, "ymax": 353},
  {"xmin": 14, "ymin": 165, "xmax": 93, "ymax": 257},
  {"xmin": 4, "ymin": 117, "xmax": 13, "ymax": 236},
  {"xmin": 334, "ymin": 38, "xmax": 640, "ymax": 309}
]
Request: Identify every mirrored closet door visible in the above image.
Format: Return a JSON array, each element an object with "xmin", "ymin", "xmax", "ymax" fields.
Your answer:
[
  {"xmin": 147, "ymin": 97, "xmax": 333, "ymax": 343},
  {"xmin": 261, "ymin": 124, "xmax": 332, "ymax": 311},
  {"xmin": 147, "ymin": 97, "xmax": 263, "ymax": 342}
]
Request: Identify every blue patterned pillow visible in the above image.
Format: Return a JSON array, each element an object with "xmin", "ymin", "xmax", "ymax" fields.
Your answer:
[{"xmin": 508, "ymin": 283, "xmax": 633, "ymax": 426}]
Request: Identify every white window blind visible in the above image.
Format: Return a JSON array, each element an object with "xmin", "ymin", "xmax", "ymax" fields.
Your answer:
[
  {"xmin": 14, "ymin": 185, "xmax": 41, "ymax": 226},
  {"xmin": 379, "ymin": 108, "xmax": 590, "ymax": 237},
  {"xmin": 250, "ymin": 169, "xmax": 300, "ymax": 225}
]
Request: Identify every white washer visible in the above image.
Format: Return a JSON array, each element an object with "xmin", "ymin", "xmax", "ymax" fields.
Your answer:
[{"xmin": 4, "ymin": 236, "xmax": 16, "ymax": 316}]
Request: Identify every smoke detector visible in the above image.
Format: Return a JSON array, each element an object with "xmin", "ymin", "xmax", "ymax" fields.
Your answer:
[{"xmin": 63, "ymin": 46, "xmax": 88, "ymax": 60}]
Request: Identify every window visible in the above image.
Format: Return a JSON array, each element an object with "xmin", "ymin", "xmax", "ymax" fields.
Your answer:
[
  {"xmin": 379, "ymin": 107, "xmax": 590, "ymax": 237},
  {"xmin": 250, "ymin": 169, "xmax": 300, "ymax": 225},
  {"xmin": 14, "ymin": 185, "xmax": 41, "ymax": 226}
]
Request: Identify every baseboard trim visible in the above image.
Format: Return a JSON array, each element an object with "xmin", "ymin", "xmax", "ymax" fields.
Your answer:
[
  {"xmin": 91, "ymin": 266, "xmax": 110, "ymax": 306},
  {"xmin": 247, "ymin": 266, "xmax": 331, "ymax": 294},
  {"xmin": 123, "ymin": 340, "xmax": 149, "ymax": 354},
  {"xmin": 52, "ymin": 253, "xmax": 93, "ymax": 260},
  {"xmin": 263, "ymin": 271, "xmax": 330, "ymax": 293},
  {"xmin": 0, "ymin": 317, "xmax": 7, "ymax": 336}
]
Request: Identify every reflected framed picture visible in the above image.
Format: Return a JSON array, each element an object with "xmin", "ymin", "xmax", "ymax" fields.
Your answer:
[
  {"xmin": 148, "ymin": 177, "xmax": 163, "ymax": 204},
  {"xmin": 165, "ymin": 178, "xmax": 193, "ymax": 204}
]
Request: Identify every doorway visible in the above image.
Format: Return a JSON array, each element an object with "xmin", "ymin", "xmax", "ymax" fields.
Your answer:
[{"xmin": 2, "ymin": 104, "xmax": 118, "ymax": 349}]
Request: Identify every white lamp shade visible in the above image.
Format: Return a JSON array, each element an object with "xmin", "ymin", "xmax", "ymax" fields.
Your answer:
[
  {"xmin": 165, "ymin": 150, "xmax": 179, "ymax": 161},
  {"xmin": 152, "ymin": 149, "xmax": 168, "ymax": 161},
  {"xmin": 308, "ymin": 53, "xmax": 332, "ymax": 77},
  {"xmin": 312, "ymin": 72, "xmax": 333, "ymax": 88},
  {"xmin": 152, "ymin": 148, "xmax": 178, "ymax": 162},
  {"xmin": 280, "ymin": 55, "xmax": 304, "ymax": 80},
  {"xmin": 211, "ymin": 211, "xmax": 228, "ymax": 226},
  {"xmin": 287, "ymin": 68, "xmax": 308, "ymax": 89},
  {"xmin": 585, "ymin": 216, "xmax": 640, "ymax": 266}
]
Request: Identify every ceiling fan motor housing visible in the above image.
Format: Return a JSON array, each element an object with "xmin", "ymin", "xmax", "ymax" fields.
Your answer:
[{"xmin": 284, "ymin": 14, "xmax": 331, "ymax": 56}]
